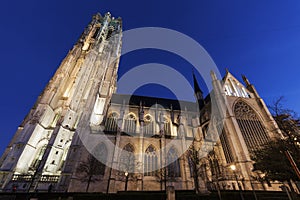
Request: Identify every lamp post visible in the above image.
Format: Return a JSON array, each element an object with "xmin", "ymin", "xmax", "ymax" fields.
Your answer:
[
  {"xmin": 215, "ymin": 176, "xmax": 223, "ymax": 200},
  {"xmin": 230, "ymin": 164, "xmax": 244, "ymax": 200},
  {"xmin": 249, "ymin": 171, "xmax": 258, "ymax": 200},
  {"xmin": 280, "ymin": 184, "xmax": 293, "ymax": 200},
  {"xmin": 124, "ymin": 171, "xmax": 129, "ymax": 191},
  {"xmin": 213, "ymin": 163, "xmax": 222, "ymax": 200}
]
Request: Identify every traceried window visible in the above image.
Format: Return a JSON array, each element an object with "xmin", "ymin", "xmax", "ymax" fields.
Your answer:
[
  {"xmin": 143, "ymin": 115, "xmax": 154, "ymax": 136},
  {"xmin": 220, "ymin": 130, "xmax": 234, "ymax": 163},
  {"xmin": 234, "ymin": 101, "xmax": 270, "ymax": 152},
  {"xmin": 105, "ymin": 112, "xmax": 118, "ymax": 132},
  {"xmin": 144, "ymin": 145, "xmax": 158, "ymax": 176},
  {"xmin": 120, "ymin": 144, "xmax": 135, "ymax": 173},
  {"xmin": 167, "ymin": 148, "xmax": 181, "ymax": 177},
  {"xmin": 124, "ymin": 114, "xmax": 137, "ymax": 134}
]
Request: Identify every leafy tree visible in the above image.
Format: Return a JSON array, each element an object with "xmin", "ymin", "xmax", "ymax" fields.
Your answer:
[{"xmin": 76, "ymin": 154, "xmax": 106, "ymax": 192}]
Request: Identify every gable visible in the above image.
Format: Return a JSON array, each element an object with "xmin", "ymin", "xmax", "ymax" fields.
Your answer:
[{"xmin": 223, "ymin": 71, "xmax": 251, "ymax": 98}]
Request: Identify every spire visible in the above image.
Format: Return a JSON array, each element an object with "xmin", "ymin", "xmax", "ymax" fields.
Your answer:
[
  {"xmin": 193, "ymin": 72, "xmax": 203, "ymax": 94},
  {"xmin": 242, "ymin": 74, "xmax": 251, "ymax": 87},
  {"xmin": 242, "ymin": 74, "xmax": 260, "ymax": 98},
  {"xmin": 170, "ymin": 104, "xmax": 174, "ymax": 122},
  {"xmin": 210, "ymin": 70, "xmax": 218, "ymax": 81},
  {"xmin": 192, "ymin": 71, "xmax": 204, "ymax": 109},
  {"xmin": 138, "ymin": 100, "xmax": 144, "ymax": 123}
]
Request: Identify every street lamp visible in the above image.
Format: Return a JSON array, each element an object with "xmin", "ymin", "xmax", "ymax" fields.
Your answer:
[
  {"xmin": 124, "ymin": 171, "xmax": 129, "ymax": 191},
  {"xmin": 230, "ymin": 164, "xmax": 236, "ymax": 171},
  {"xmin": 230, "ymin": 164, "xmax": 244, "ymax": 200}
]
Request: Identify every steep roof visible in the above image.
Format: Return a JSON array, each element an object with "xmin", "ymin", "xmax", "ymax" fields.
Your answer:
[{"xmin": 111, "ymin": 94, "xmax": 198, "ymax": 112}]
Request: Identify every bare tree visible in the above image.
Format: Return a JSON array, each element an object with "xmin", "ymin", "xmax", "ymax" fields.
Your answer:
[
  {"xmin": 76, "ymin": 154, "xmax": 105, "ymax": 192},
  {"xmin": 118, "ymin": 146, "xmax": 142, "ymax": 191},
  {"xmin": 155, "ymin": 167, "xmax": 169, "ymax": 190},
  {"xmin": 268, "ymin": 96, "xmax": 300, "ymax": 149},
  {"xmin": 251, "ymin": 97, "xmax": 300, "ymax": 195},
  {"xmin": 154, "ymin": 162, "xmax": 179, "ymax": 190},
  {"xmin": 187, "ymin": 143, "xmax": 201, "ymax": 194}
]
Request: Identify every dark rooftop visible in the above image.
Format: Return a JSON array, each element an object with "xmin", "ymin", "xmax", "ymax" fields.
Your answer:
[{"xmin": 111, "ymin": 94, "xmax": 198, "ymax": 112}]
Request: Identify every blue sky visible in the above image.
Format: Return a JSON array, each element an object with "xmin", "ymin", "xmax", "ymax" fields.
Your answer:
[{"xmin": 0, "ymin": 0, "xmax": 300, "ymax": 155}]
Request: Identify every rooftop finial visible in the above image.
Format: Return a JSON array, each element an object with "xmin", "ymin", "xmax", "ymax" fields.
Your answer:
[
  {"xmin": 210, "ymin": 70, "xmax": 217, "ymax": 81},
  {"xmin": 242, "ymin": 74, "xmax": 251, "ymax": 86}
]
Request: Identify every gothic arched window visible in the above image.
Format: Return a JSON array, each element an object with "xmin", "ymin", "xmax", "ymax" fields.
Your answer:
[
  {"xmin": 105, "ymin": 112, "xmax": 118, "ymax": 132},
  {"xmin": 144, "ymin": 145, "xmax": 158, "ymax": 176},
  {"xmin": 120, "ymin": 144, "xmax": 135, "ymax": 173},
  {"xmin": 167, "ymin": 147, "xmax": 181, "ymax": 177},
  {"xmin": 209, "ymin": 157, "xmax": 221, "ymax": 176},
  {"xmin": 106, "ymin": 26, "xmax": 114, "ymax": 39},
  {"xmin": 124, "ymin": 113, "xmax": 137, "ymax": 134},
  {"xmin": 234, "ymin": 101, "xmax": 270, "ymax": 152},
  {"xmin": 220, "ymin": 130, "xmax": 234, "ymax": 164},
  {"xmin": 202, "ymin": 124, "xmax": 209, "ymax": 139},
  {"xmin": 163, "ymin": 117, "xmax": 171, "ymax": 136},
  {"xmin": 30, "ymin": 144, "xmax": 47, "ymax": 170},
  {"xmin": 143, "ymin": 115, "xmax": 154, "ymax": 136}
]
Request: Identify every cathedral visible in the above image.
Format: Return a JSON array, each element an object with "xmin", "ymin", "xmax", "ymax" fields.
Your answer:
[{"xmin": 0, "ymin": 12, "xmax": 283, "ymax": 193}]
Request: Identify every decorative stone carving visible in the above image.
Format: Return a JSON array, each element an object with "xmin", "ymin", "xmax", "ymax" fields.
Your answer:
[{"xmin": 234, "ymin": 101, "xmax": 257, "ymax": 120}]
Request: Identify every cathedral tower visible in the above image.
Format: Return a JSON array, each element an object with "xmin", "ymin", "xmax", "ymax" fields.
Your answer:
[
  {"xmin": 0, "ymin": 12, "xmax": 122, "ymax": 191},
  {"xmin": 0, "ymin": 11, "xmax": 286, "ymax": 194}
]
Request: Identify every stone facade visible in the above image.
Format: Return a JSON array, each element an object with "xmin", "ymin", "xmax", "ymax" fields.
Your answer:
[{"xmin": 0, "ymin": 12, "xmax": 284, "ymax": 193}]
